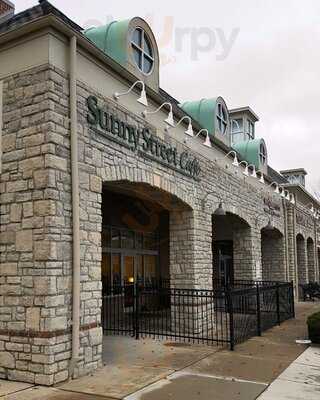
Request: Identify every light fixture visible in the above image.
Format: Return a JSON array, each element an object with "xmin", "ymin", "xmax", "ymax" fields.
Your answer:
[
  {"xmin": 195, "ymin": 129, "xmax": 212, "ymax": 148},
  {"xmin": 165, "ymin": 115, "xmax": 194, "ymax": 137},
  {"xmin": 239, "ymin": 160, "xmax": 249, "ymax": 176},
  {"xmin": 248, "ymin": 164, "xmax": 257, "ymax": 178},
  {"xmin": 142, "ymin": 102, "xmax": 175, "ymax": 127},
  {"xmin": 114, "ymin": 80, "xmax": 148, "ymax": 107},
  {"xmin": 128, "ymin": 277, "xmax": 134, "ymax": 283},
  {"xmin": 280, "ymin": 187, "xmax": 286, "ymax": 198},
  {"xmin": 213, "ymin": 202, "xmax": 226, "ymax": 216},
  {"xmin": 225, "ymin": 151, "xmax": 239, "ymax": 167},
  {"xmin": 257, "ymin": 171, "xmax": 265, "ymax": 184},
  {"xmin": 269, "ymin": 182, "xmax": 280, "ymax": 194},
  {"xmin": 290, "ymin": 193, "xmax": 295, "ymax": 205}
]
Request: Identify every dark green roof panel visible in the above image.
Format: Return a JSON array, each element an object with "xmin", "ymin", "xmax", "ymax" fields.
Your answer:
[
  {"xmin": 180, "ymin": 98, "xmax": 220, "ymax": 136},
  {"xmin": 233, "ymin": 138, "xmax": 267, "ymax": 169},
  {"xmin": 84, "ymin": 20, "xmax": 131, "ymax": 67}
]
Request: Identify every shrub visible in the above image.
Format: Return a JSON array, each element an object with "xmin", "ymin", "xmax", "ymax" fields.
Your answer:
[{"xmin": 307, "ymin": 311, "xmax": 320, "ymax": 344}]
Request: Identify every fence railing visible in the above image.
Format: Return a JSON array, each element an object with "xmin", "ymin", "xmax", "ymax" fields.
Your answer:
[{"xmin": 102, "ymin": 280, "xmax": 295, "ymax": 349}]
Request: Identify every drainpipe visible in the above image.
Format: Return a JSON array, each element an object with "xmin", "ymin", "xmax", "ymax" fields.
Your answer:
[
  {"xmin": 0, "ymin": 81, "xmax": 2, "ymax": 174},
  {"xmin": 69, "ymin": 35, "xmax": 80, "ymax": 376},
  {"xmin": 293, "ymin": 207, "xmax": 299, "ymax": 297},
  {"xmin": 283, "ymin": 199, "xmax": 290, "ymax": 282}
]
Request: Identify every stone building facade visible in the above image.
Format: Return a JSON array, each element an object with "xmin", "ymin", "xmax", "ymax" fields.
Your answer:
[{"xmin": 0, "ymin": 0, "xmax": 319, "ymax": 386}]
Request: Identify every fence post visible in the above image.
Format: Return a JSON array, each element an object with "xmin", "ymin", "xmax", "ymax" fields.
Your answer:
[
  {"xmin": 226, "ymin": 287, "xmax": 235, "ymax": 351},
  {"xmin": 256, "ymin": 284, "xmax": 262, "ymax": 336},
  {"xmin": 276, "ymin": 283, "xmax": 281, "ymax": 325},
  {"xmin": 134, "ymin": 282, "xmax": 139, "ymax": 340}
]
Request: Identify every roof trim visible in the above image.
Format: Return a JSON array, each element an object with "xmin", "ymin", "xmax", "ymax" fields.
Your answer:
[{"xmin": 229, "ymin": 106, "xmax": 259, "ymax": 122}]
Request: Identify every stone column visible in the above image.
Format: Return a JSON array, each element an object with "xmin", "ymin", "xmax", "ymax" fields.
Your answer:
[{"xmin": 307, "ymin": 239, "xmax": 316, "ymax": 282}]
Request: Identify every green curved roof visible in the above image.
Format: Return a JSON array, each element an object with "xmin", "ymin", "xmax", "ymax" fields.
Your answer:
[
  {"xmin": 84, "ymin": 20, "xmax": 131, "ymax": 67},
  {"xmin": 233, "ymin": 138, "xmax": 267, "ymax": 169},
  {"xmin": 180, "ymin": 98, "xmax": 221, "ymax": 136}
]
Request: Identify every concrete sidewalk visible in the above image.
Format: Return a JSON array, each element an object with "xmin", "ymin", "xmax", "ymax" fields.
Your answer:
[
  {"xmin": 257, "ymin": 346, "xmax": 320, "ymax": 399},
  {"xmin": 0, "ymin": 302, "xmax": 318, "ymax": 399}
]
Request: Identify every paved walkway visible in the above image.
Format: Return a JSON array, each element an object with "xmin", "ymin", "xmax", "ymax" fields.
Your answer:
[
  {"xmin": 257, "ymin": 346, "xmax": 320, "ymax": 399},
  {"xmin": 0, "ymin": 302, "xmax": 318, "ymax": 399}
]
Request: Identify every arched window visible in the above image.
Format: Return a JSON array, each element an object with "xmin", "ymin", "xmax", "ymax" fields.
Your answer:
[
  {"xmin": 216, "ymin": 103, "xmax": 228, "ymax": 135},
  {"xmin": 131, "ymin": 28, "xmax": 154, "ymax": 74},
  {"xmin": 259, "ymin": 142, "xmax": 267, "ymax": 165}
]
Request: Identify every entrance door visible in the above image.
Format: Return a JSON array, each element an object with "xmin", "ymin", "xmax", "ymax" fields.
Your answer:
[
  {"xmin": 213, "ymin": 241, "xmax": 234, "ymax": 287},
  {"xmin": 123, "ymin": 255, "xmax": 135, "ymax": 308}
]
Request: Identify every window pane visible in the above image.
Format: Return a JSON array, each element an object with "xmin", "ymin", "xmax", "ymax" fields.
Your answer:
[
  {"xmin": 144, "ymin": 35, "xmax": 153, "ymax": 57},
  {"xmin": 133, "ymin": 47, "xmax": 142, "ymax": 69},
  {"xmin": 122, "ymin": 229, "xmax": 134, "ymax": 249},
  {"xmin": 143, "ymin": 56, "xmax": 153, "ymax": 73},
  {"xmin": 136, "ymin": 233, "xmax": 143, "ymax": 249},
  {"xmin": 123, "ymin": 256, "xmax": 134, "ymax": 284},
  {"xmin": 144, "ymin": 255, "xmax": 157, "ymax": 285},
  {"xmin": 132, "ymin": 28, "xmax": 142, "ymax": 47},
  {"xmin": 101, "ymin": 253, "xmax": 111, "ymax": 293},
  {"xmin": 112, "ymin": 254, "xmax": 121, "ymax": 287},
  {"xmin": 144, "ymin": 233, "xmax": 157, "ymax": 250},
  {"xmin": 136, "ymin": 255, "xmax": 144, "ymax": 284},
  {"xmin": 111, "ymin": 228, "xmax": 121, "ymax": 248}
]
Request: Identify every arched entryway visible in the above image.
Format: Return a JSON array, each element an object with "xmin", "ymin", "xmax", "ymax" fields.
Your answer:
[
  {"xmin": 101, "ymin": 180, "xmax": 193, "ymax": 292},
  {"xmin": 212, "ymin": 212, "xmax": 252, "ymax": 286},
  {"xmin": 261, "ymin": 227, "xmax": 286, "ymax": 281},
  {"xmin": 307, "ymin": 237, "xmax": 316, "ymax": 283}
]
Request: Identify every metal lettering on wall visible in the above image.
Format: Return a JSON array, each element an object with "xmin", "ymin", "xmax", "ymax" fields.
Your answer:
[
  {"xmin": 296, "ymin": 212, "xmax": 313, "ymax": 229},
  {"xmin": 86, "ymin": 96, "xmax": 201, "ymax": 180},
  {"xmin": 263, "ymin": 197, "xmax": 281, "ymax": 217}
]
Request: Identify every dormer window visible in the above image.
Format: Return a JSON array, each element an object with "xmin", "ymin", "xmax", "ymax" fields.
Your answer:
[
  {"xmin": 259, "ymin": 142, "xmax": 267, "ymax": 165},
  {"xmin": 131, "ymin": 27, "xmax": 154, "ymax": 75},
  {"xmin": 231, "ymin": 118, "xmax": 243, "ymax": 133},
  {"xmin": 217, "ymin": 103, "xmax": 228, "ymax": 135},
  {"xmin": 246, "ymin": 119, "xmax": 255, "ymax": 139}
]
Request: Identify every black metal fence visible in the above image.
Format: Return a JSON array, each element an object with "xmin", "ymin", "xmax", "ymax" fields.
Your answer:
[{"xmin": 102, "ymin": 280, "xmax": 295, "ymax": 349}]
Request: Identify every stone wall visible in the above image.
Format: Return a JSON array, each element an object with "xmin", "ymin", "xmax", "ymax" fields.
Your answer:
[
  {"xmin": 261, "ymin": 230, "xmax": 286, "ymax": 281},
  {"xmin": 0, "ymin": 60, "xmax": 317, "ymax": 385}
]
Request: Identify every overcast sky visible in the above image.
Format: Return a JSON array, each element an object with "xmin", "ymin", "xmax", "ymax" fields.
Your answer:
[{"xmin": 16, "ymin": 0, "xmax": 320, "ymax": 192}]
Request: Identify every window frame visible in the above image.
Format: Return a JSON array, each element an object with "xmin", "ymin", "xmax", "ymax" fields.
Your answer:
[
  {"xmin": 259, "ymin": 142, "xmax": 267, "ymax": 165},
  {"xmin": 216, "ymin": 102, "xmax": 228, "ymax": 135},
  {"xmin": 131, "ymin": 27, "xmax": 154, "ymax": 75}
]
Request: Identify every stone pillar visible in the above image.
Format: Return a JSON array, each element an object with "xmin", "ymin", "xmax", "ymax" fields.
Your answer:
[
  {"xmin": 169, "ymin": 208, "xmax": 213, "ymax": 336},
  {"xmin": 261, "ymin": 231, "xmax": 286, "ymax": 281},
  {"xmin": 169, "ymin": 208, "xmax": 212, "ymax": 290},
  {"xmin": 233, "ymin": 225, "xmax": 257, "ymax": 280},
  {"xmin": 297, "ymin": 236, "xmax": 308, "ymax": 288},
  {"xmin": 307, "ymin": 239, "xmax": 316, "ymax": 282},
  {"xmin": 286, "ymin": 205, "xmax": 297, "ymax": 286}
]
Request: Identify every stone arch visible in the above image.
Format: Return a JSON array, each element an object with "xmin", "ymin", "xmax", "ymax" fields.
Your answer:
[
  {"xmin": 261, "ymin": 227, "xmax": 286, "ymax": 281},
  {"xmin": 296, "ymin": 233, "xmax": 307, "ymax": 289},
  {"xmin": 212, "ymin": 210, "xmax": 254, "ymax": 285},
  {"xmin": 97, "ymin": 164, "xmax": 195, "ymax": 210},
  {"xmin": 307, "ymin": 237, "xmax": 316, "ymax": 282}
]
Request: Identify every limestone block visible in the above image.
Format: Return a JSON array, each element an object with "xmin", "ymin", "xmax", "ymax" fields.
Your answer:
[
  {"xmin": 90, "ymin": 175, "xmax": 102, "ymax": 193},
  {"xmin": 45, "ymin": 154, "xmax": 67, "ymax": 171},
  {"xmin": 0, "ymin": 263, "xmax": 17, "ymax": 276},
  {"xmin": 10, "ymin": 203, "xmax": 22, "ymax": 222},
  {"xmin": 34, "ymin": 241, "xmax": 57, "ymax": 261},
  {"xmin": 0, "ymin": 352, "xmax": 15, "ymax": 369},
  {"xmin": 34, "ymin": 200, "xmax": 56, "ymax": 216},
  {"xmin": 16, "ymin": 230, "xmax": 33, "ymax": 252},
  {"xmin": 26, "ymin": 308, "xmax": 40, "ymax": 331}
]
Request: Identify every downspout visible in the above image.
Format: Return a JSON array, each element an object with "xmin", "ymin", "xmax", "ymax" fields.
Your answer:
[
  {"xmin": 283, "ymin": 199, "xmax": 290, "ymax": 282},
  {"xmin": 293, "ymin": 207, "xmax": 299, "ymax": 297},
  {"xmin": 69, "ymin": 35, "xmax": 80, "ymax": 376},
  {"xmin": 0, "ymin": 81, "xmax": 2, "ymax": 174}
]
